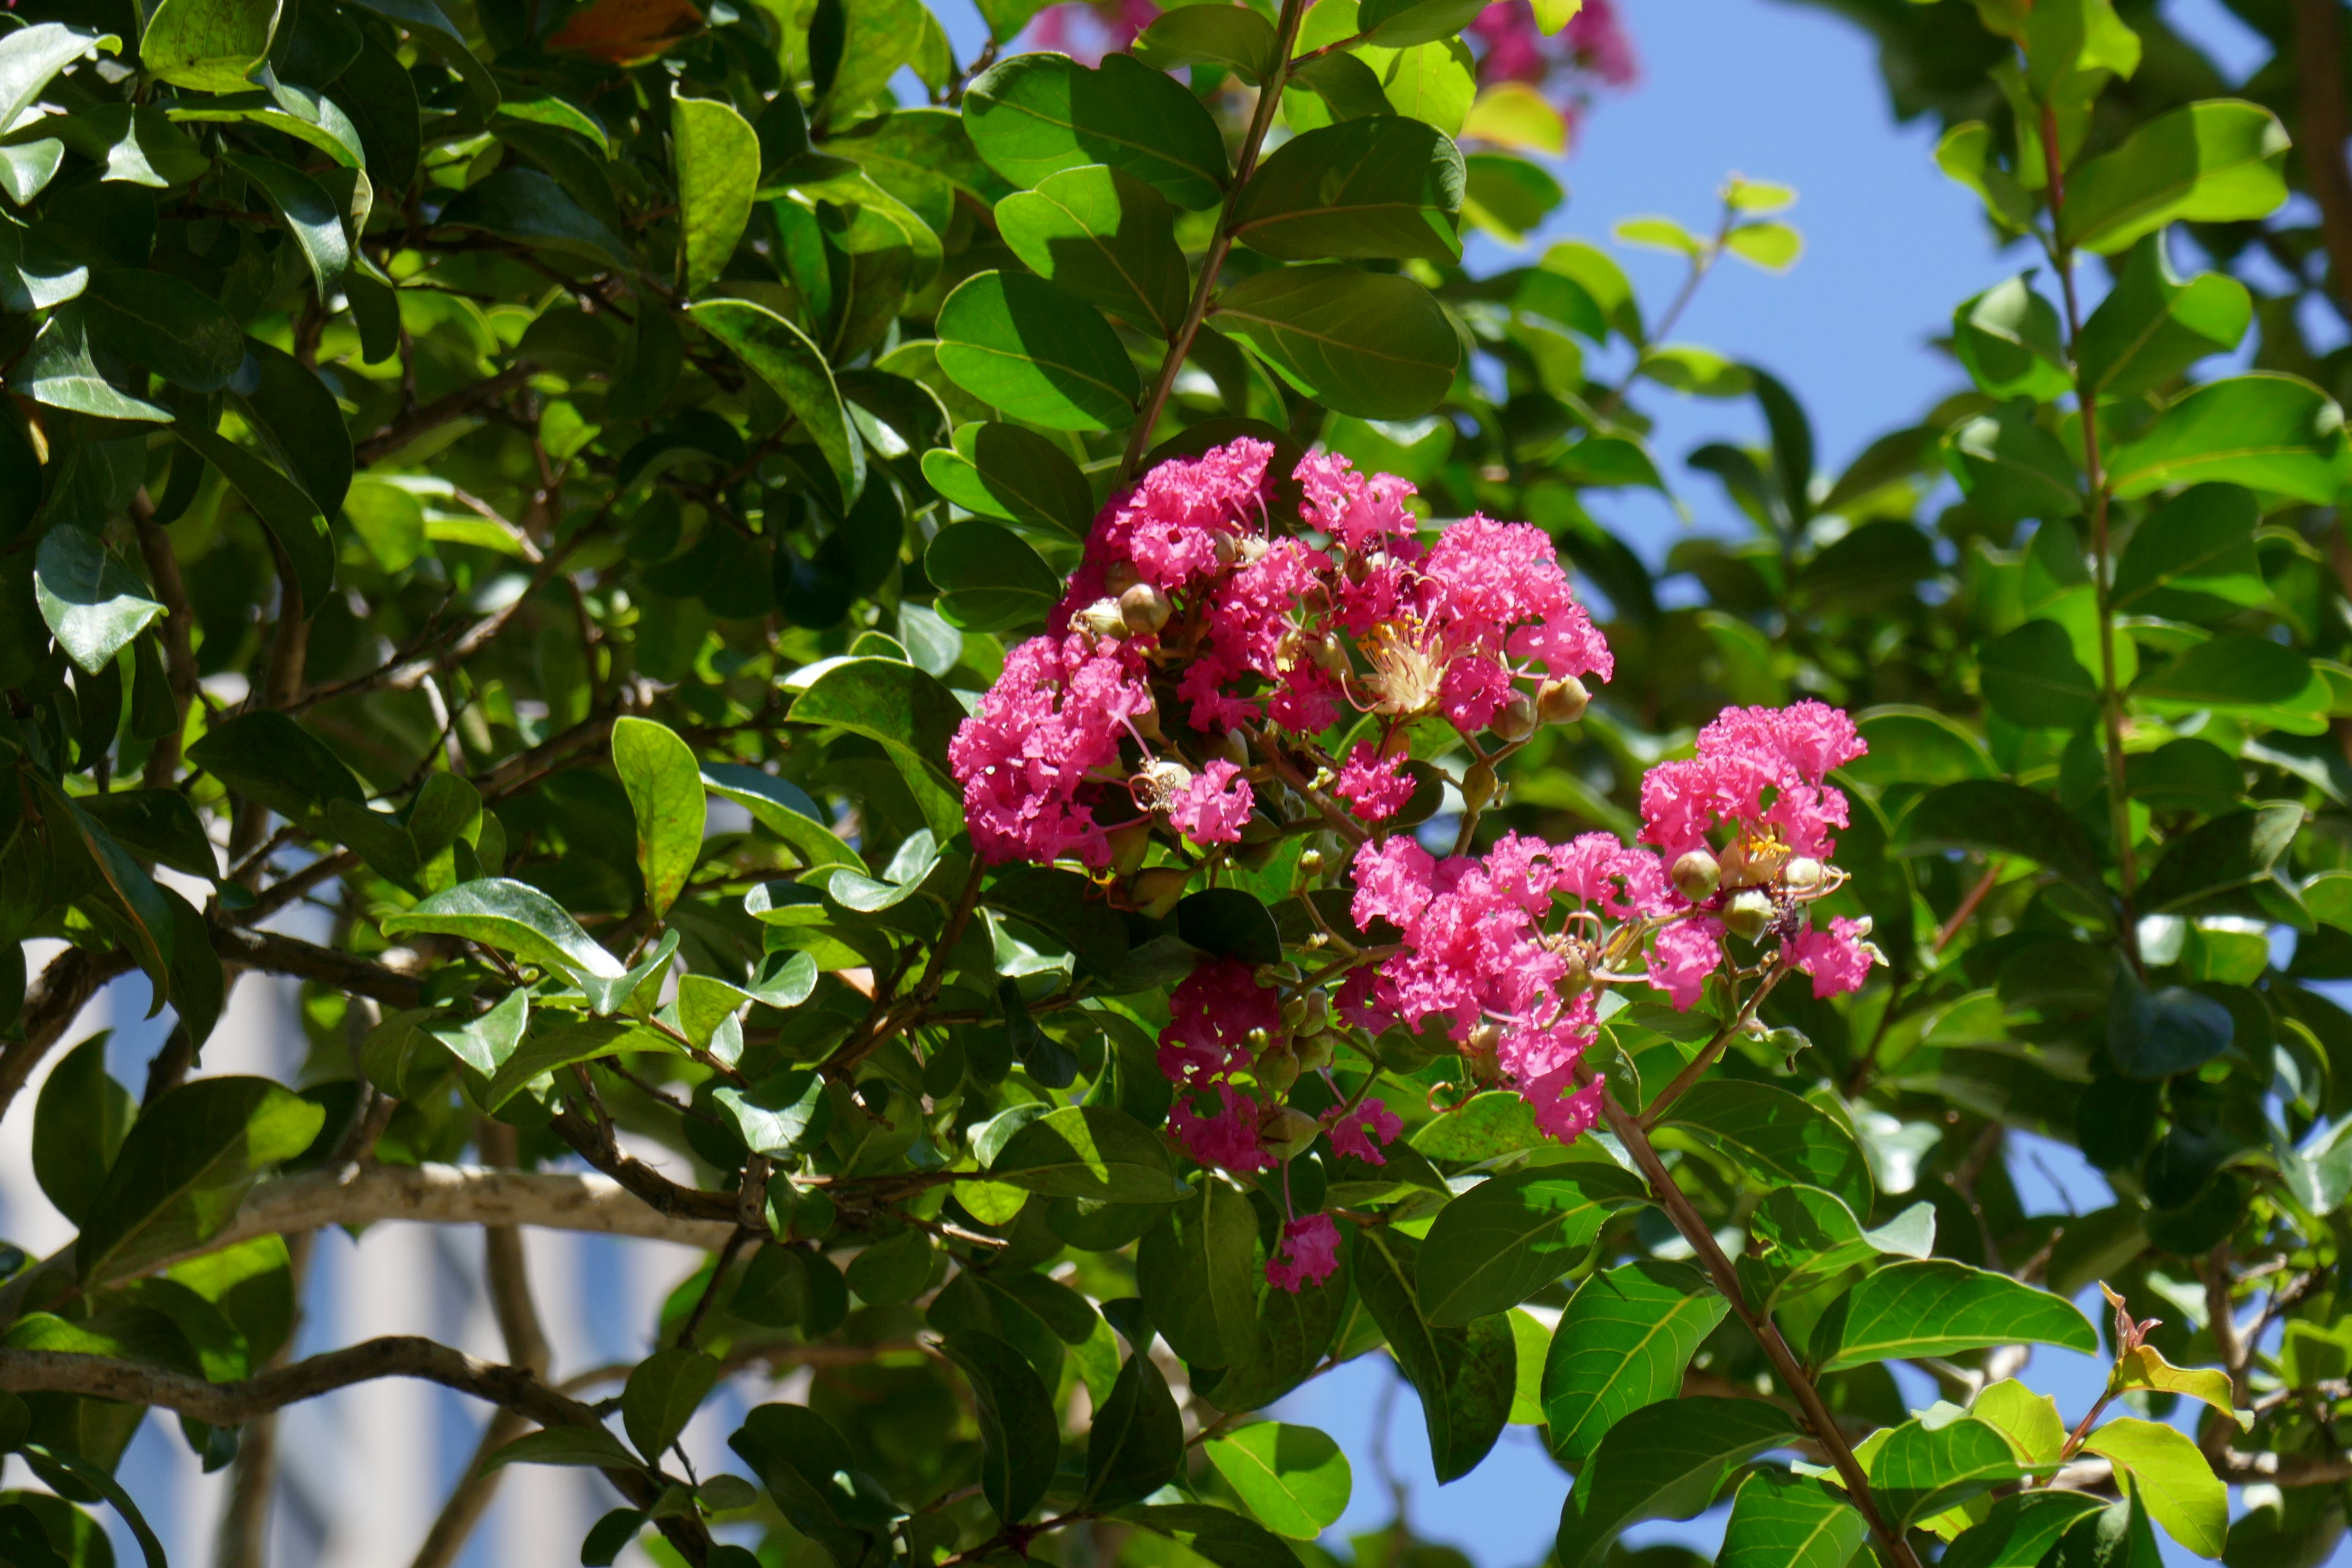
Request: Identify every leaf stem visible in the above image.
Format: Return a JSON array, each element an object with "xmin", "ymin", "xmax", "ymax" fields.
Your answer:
[
  {"xmin": 1593, "ymin": 1085, "xmax": 1924, "ymax": 1568},
  {"xmin": 2039, "ymin": 102, "xmax": 2141, "ymax": 971},
  {"xmin": 1637, "ymin": 961, "xmax": 1787, "ymax": 1128},
  {"xmin": 1118, "ymin": 0, "xmax": 1315, "ymax": 481}
]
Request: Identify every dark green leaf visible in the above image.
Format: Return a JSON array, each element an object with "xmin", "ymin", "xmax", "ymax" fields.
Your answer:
[
  {"xmin": 436, "ymin": 167, "xmax": 628, "ymax": 268},
  {"xmin": 9, "ymin": 307, "xmax": 169, "ymax": 420},
  {"xmin": 997, "ymin": 164, "xmax": 1189, "ymax": 337},
  {"xmin": 219, "ymin": 151, "xmax": 348, "ymax": 296},
  {"xmin": 787, "ymin": 657, "xmax": 967, "ymax": 839},
  {"xmin": 2106, "ymin": 967, "xmax": 2234, "ymax": 1080},
  {"xmin": 622, "ymin": 1348, "xmax": 721, "ymax": 1462},
  {"xmin": 1134, "ymin": 6, "xmax": 1278, "ymax": 80},
  {"xmin": 965, "ymin": 51, "xmax": 1229, "ymax": 209},
  {"xmin": 186, "ymin": 711, "xmax": 364, "ymax": 819},
  {"xmin": 1137, "ymin": 1182, "xmax": 1259, "ymax": 1367},
  {"xmin": 1552, "ymin": 1398, "xmax": 1801, "ymax": 1568},
  {"xmin": 936, "ymin": 270, "xmax": 1142, "ymax": 432},
  {"xmin": 80, "ymin": 270, "xmax": 244, "ymax": 393},
  {"xmin": 1942, "ymin": 402, "xmax": 2081, "ymax": 521},
  {"xmin": 2132, "ymin": 635, "xmax": 2329, "ymax": 733},
  {"xmin": 1809, "ymin": 1260, "xmax": 2095, "ymax": 1371},
  {"xmin": 1417, "ymin": 1163, "xmax": 1646, "ymax": 1325},
  {"xmin": 173, "ymin": 420, "xmax": 336, "ymax": 612},
  {"xmin": 33, "ymin": 1035, "xmax": 134, "ymax": 1229},
  {"xmin": 926, "ymin": 520, "xmax": 1063, "ymax": 633},
  {"xmin": 1978, "ymin": 618, "xmax": 2098, "ymax": 730},
  {"xmin": 478, "ymin": 1423, "xmax": 646, "ymax": 1474},
  {"xmin": 699, "ymin": 764, "xmax": 862, "ymax": 873},
  {"xmin": 381, "ymin": 878, "xmax": 628, "ymax": 993},
  {"xmin": 921, "ymin": 421, "xmax": 1096, "ymax": 540},
  {"xmin": 1952, "ymin": 274, "xmax": 2070, "ymax": 402},
  {"xmin": 1943, "ymin": 1492, "xmax": 2108, "ymax": 1568},
  {"xmin": 2106, "ymin": 373, "xmax": 2344, "ymax": 502},
  {"xmin": 1231, "ymin": 116, "xmax": 1464, "ymax": 264},
  {"xmin": 1659, "ymin": 1080, "xmax": 1873, "ymax": 1215},
  {"xmin": 2077, "ymin": 236, "xmax": 2250, "ymax": 402},
  {"xmin": 1084, "ymin": 1352, "xmax": 1185, "ymax": 1508},
  {"xmin": 1540, "ymin": 1260, "xmax": 1727, "ymax": 1466},
  {"xmin": 1351, "ymin": 1226, "xmax": 1513, "ymax": 1482},
  {"xmin": 2135, "ymin": 804, "xmax": 2300, "ymax": 915},
  {"xmin": 1121, "ymin": 1504, "xmax": 1303, "ymax": 1568},
  {"xmin": 989, "ymin": 1106, "xmax": 1189, "ymax": 1202},
  {"xmin": 2111, "ymin": 483, "xmax": 2267, "ymax": 612},
  {"xmin": 1871, "ymin": 1415, "xmax": 2026, "ymax": 1526},
  {"xmin": 1357, "ymin": 0, "xmax": 1488, "ymax": 46},
  {"xmin": 1175, "ymin": 888, "xmax": 1281, "ymax": 967},
  {"xmin": 1212, "ymin": 263, "xmax": 1458, "ymax": 420},
  {"xmin": 693, "ymin": 298, "xmax": 865, "ymax": 508},
  {"xmin": 940, "ymin": 1331, "xmax": 1058, "ymax": 1523},
  {"xmin": 1894, "ymin": 780, "xmax": 2105, "ymax": 900},
  {"xmin": 243, "ymin": 339, "xmax": 354, "ymax": 515}
]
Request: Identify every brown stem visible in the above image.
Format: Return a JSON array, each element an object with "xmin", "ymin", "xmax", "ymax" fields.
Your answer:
[
  {"xmin": 1117, "ymin": 0, "xmax": 1314, "ymax": 481},
  {"xmin": 353, "ymin": 366, "xmax": 535, "ymax": 466},
  {"xmin": 1638, "ymin": 964, "xmax": 1787, "ymax": 1127},
  {"xmin": 2296, "ymin": 0, "xmax": 2352, "ymax": 325},
  {"xmin": 2040, "ymin": 102, "xmax": 2140, "ymax": 971},
  {"xmin": 1933, "ymin": 862, "xmax": 2002, "ymax": 953},
  {"xmin": 1596, "ymin": 1088, "xmax": 1924, "ymax": 1568},
  {"xmin": 0, "ymin": 946, "xmax": 135, "ymax": 1127}
]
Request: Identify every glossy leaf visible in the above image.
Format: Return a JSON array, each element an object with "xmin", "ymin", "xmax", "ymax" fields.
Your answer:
[
  {"xmin": 2111, "ymin": 483, "xmax": 2267, "ymax": 611},
  {"xmin": 1231, "ymin": 116, "xmax": 1465, "ymax": 263},
  {"xmin": 174, "ymin": 421, "xmax": 336, "ymax": 611},
  {"xmin": 1869, "ymin": 1415, "xmax": 2026, "ymax": 1526},
  {"xmin": 1553, "ymin": 1398, "xmax": 1801, "ymax": 1568},
  {"xmin": 692, "ymin": 298, "xmax": 865, "ymax": 507},
  {"xmin": 936, "ymin": 270, "xmax": 1142, "ymax": 432},
  {"xmin": 2106, "ymin": 372, "xmax": 2344, "ymax": 503},
  {"xmin": 1659, "ymin": 1080, "xmax": 1873, "ymax": 1215},
  {"xmin": 622, "ymin": 1348, "xmax": 720, "ymax": 1462},
  {"xmin": 1121, "ymin": 1504, "xmax": 1304, "ymax": 1568},
  {"xmin": 2081, "ymin": 1417, "xmax": 2224, "ymax": 1557},
  {"xmin": 941, "ymin": 1331, "xmax": 1058, "ymax": 1523},
  {"xmin": 2059, "ymin": 99, "xmax": 2290, "ymax": 253},
  {"xmin": 140, "ymin": 0, "xmax": 277, "ymax": 91},
  {"xmin": 1810, "ymin": 1260, "xmax": 2096, "ymax": 1370},
  {"xmin": 611, "ymin": 717, "xmax": 707, "ymax": 918},
  {"xmin": 1136, "ymin": 1182, "xmax": 1259, "ymax": 1366},
  {"xmin": 1212, "ymin": 263, "xmax": 1459, "ymax": 420},
  {"xmin": 80, "ymin": 270, "xmax": 244, "ymax": 393},
  {"xmin": 990, "ymin": 1106, "xmax": 1189, "ymax": 1201},
  {"xmin": 1719, "ymin": 1471, "xmax": 1868, "ymax": 1568},
  {"xmin": 33, "ymin": 1036, "xmax": 134, "ymax": 1229},
  {"xmin": 1943, "ymin": 1493, "xmax": 2109, "ymax": 1568},
  {"xmin": 919, "ymin": 421, "xmax": 1096, "ymax": 539},
  {"xmin": 220, "ymin": 151, "xmax": 349, "ymax": 295},
  {"xmin": 1540, "ymin": 1259, "xmax": 1727, "ymax": 1466},
  {"xmin": 1084, "ymin": 1351, "xmax": 1184, "ymax": 1508},
  {"xmin": 2078, "ymin": 236, "xmax": 2250, "ymax": 402},
  {"xmin": 1204, "ymin": 1423, "xmax": 1351, "ymax": 1540},
  {"xmin": 381, "ymin": 878, "xmax": 629, "ymax": 993},
  {"xmin": 1417, "ymin": 1163, "xmax": 1646, "ymax": 1325},
  {"xmin": 1352, "ymin": 1226, "xmax": 1515, "ymax": 1482},
  {"xmin": 673, "ymin": 91, "xmax": 759, "ymax": 295},
  {"xmin": 1134, "ymin": 6, "xmax": 1278, "ymax": 80},
  {"xmin": 1894, "ymin": 779, "xmax": 2106, "ymax": 899},
  {"xmin": 996, "ymin": 164, "xmax": 1189, "ymax": 337},
  {"xmin": 965, "ymin": 51, "xmax": 1229, "ymax": 209},
  {"xmin": 927, "ymin": 520, "xmax": 1065, "ymax": 633},
  {"xmin": 34, "ymin": 526, "xmax": 163, "ymax": 674}
]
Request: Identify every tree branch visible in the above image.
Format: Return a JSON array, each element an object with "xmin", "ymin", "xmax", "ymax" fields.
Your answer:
[
  {"xmin": 2297, "ymin": 0, "xmax": 2352, "ymax": 324},
  {"xmin": 0, "ymin": 946, "xmax": 135, "ymax": 1127},
  {"xmin": 353, "ymin": 366, "xmax": 535, "ymax": 466},
  {"xmin": 209, "ymin": 923, "xmax": 428, "ymax": 1009}
]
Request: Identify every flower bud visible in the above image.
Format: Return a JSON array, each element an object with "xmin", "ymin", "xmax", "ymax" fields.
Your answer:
[
  {"xmin": 1105, "ymin": 561, "xmax": 1141, "ymax": 595},
  {"xmin": 1784, "ymin": 856, "xmax": 1825, "ymax": 892},
  {"xmin": 1076, "ymin": 598, "xmax": 1126, "ymax": 639},
  {"xmin": 1490, "ymin": 690, "xmax": 1537, "ymax": 744},
  {"xmin": 1257, "ymin": 1046, "xmax": 1300, "ymax": 1095},
  {"xmin": 1313, "ymin": 632, "xmax": 1351, "ymax": 677},
  {"xmin": 1255, "ymin": 962, "xmax": 1305, "ymax": 987},
  {"xmin": 1246, "ymin": 1026, "xmax": 1273, "ymax": 1054},
  {"xmin": 1120, "ymin": 582, "xmax": 1172, "ymax": 635},
  {"xmin": 1379, "ymin": 727, "xmax": 1415, "ymax": 761},
  {"xmin": 1558, "ymin": 944, "xmax": 1591, "ymax": 997},
  {"xmin": 1129, "ymin": 866, "xmax": 1191, "ymax": 918},
  {"xmin": 1461, "ymin": 761, "xmax": 1499, "ymax": 813},
  {"xmin": 1298, "ymin": 848, "xmax": 1324, "ymax": 876},
  {"xmin": 1295, "ymin": 1031, "xmax": 1335, "ymax": 1072},
  {"xmin": 1213, "ymin": 729, "xmax": 1251, "ymax": 769},
  {"xmin": 1537, "ymin": 676, "xmax": 1590, "ymax": 725},
  {"xmin": 1723, "ymin": 889, "xmax": 1774, "ymax": 942},
  {"xmin": 1296, "ymin": 989, "xmax": 1332, "ymax": 1036},
  {"xmin": 1672, "ymin": 849, "xmax": 1721, "ymax": 903},
  {"xmin": 1463, "ymin": 1021, "xmax": 1502, "ymax": 1069},
  {"xmin": 1107, "ymin": 818, "xmax": 1153, "ymax": 880},
  {"xmin": 1259, "ymin": 1104, "xmax": 1321, "ymax": 1160},
  {"xmin": 1281, "ymin": 995, "xmax": 1308, "ymax": 1029}
]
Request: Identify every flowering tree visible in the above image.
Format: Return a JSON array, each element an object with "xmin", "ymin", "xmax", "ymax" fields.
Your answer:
[{"xmin": 0, "ymin": 0, "xmax": 2348, "ymax": 1560}]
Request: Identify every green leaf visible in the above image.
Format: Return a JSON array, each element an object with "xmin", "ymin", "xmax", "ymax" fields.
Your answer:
[
  {"xmin": 1539, "ymin": 1259, "xmax": 1728, "ymax": 1467},
  {"xmin": 622, "ymin": 1348, "xmax": 721, "ymax": 1463},
  {"xmin": 169, "ymin": 83, "xmax": 366, "ymax": 169},
  {"xmin": 173, "ymin": 420, "xmax": 336, "ymax": 611},
  {"xmin": 1212, "ymin": 263, "xmax": 1458, "ymax": 420},
  {"xmin": 698, "ymin": 764, "xmax": 861, "ymax": 873},
  {"xmin": 140, "ymin": 0, "xmax": 278, "ymax": 91},
  {"xmin": 17, "ymin": 1444, "xmax": 168, "ymax": 1568},
  {"xmin": 673, "ymin": 91, "xmax": 759, "ymax": 295},
  {"xmin": 936, "ymin": 270, "xmax": 1142, "ymax": 432},
  {"xmin": 919, "ymin": 421, "xmax": 1096, "ymax": 539},
  {"xmin": 1719, "ymin": 1471, "xmax": 1869, "ymax": 1568},
  {"xmin": 1134, "ymin": 6, "xmax": 1278, "ymax": 80},
  {"xmin": 243, "ymin": 339, "xmax": 354, "ymax": 515},
  {"xmin": 34, "ymin": 1035, "xmax": 134, "ymax": 1228},
  {"xmin": 1746, "ymin": 1186, "xmax": 1934, "ymax": 1308},
  {"xmin": 1724, "ymin": 221, "xmax": 1803, "ymax": 271},
  {"xmin": 1942, "ymin": 402, "xmax": 2082, "ymax": 521},
  {"xmin": 2132, "ymin": 635, "xmax": 2329, "ymax": 734},
  {"xmin": 186, "ymin": 710, "xmax": 363, "ymax": 819},
  {"xmin": 1352, "ymin": 1226, "xmax": 1514, "ymax": 1482},
  {"xmin": 9, "ymin": 307, "xmax": 170, "ymax": 420},
  {"xmin": 382, "ymin": 877, "xmax": 628, "ymax": 992},
  {"xmin": 1356, "ymin": 0, "xmax": 1487, "ymax": 45},
  {"xmin": 2077, "ymin": 236, "xmax": 2250, "ymax": 402},
  {"xmin": 1809, "ymin": 1259, "xmax": 2095, "ymax": 1371},
  {"xmin": 1978, "ymin": 618, "xmax": 2098, "ymax": 731},
  {"xmin": 2108, "ymin": 966, "xmax": 2234, "ymax": 1080},
  {"xmin": 480, "ymin": 1423, "xmax": 646, "ymax": 1475},
  {"xmin": 219, "ymin": 150, "xmax": 348, "ymax": 296},
  {"xmin": 965, "ymin": 51, "xmax": 1229, "ymax": 210},
  {"xmin": 76, "ymin": 1076, "xmax": 325, "ymax": 1285},
  {"xmin": 1231, "ymin": 116, "xmax": 1464, "ymax": 264},
  {"xmin": 941, "ymin": 1331, "xmax": 1059, "ymax": 1523},
  {"xmin": 692, "ymin": 298, "xmax": 865, "ymax": 508},
  {"xmin": 1203, "ymin": 1268, "xmax": 1347, "ymax": 1413},
  {"xmin": 1204, "ymin": 1424, "xmax": 1351, "ymax": 1540},
  {"xmin": 731, "ymin": 1404, "xmax": 895, "ymax": 1563},
  {"xmin": 713, "ymin": 1071, "xmax": 830, "ymax": 1155},
  {"xmin": 2105, "ymin": 372, "xmax": 2344, "ymax": 503},
  {"xmin": 34, "ymin": 526, "xmax": 164, "ymax": 675},
  {"xmin": 1175, "ymin": 887, "xmax": 1281, "ymax": 967},
  {"xmin": 2113, "ymin": 483, "xmax": 2267, "ymax": 611},
  {"xmin": 820, "ymin": 0, "xmax": 921, "ymax": 116},
  {"xmin": 436, "ymin": 166, "xmax": 628, "ymax": 268},
  {"xmin": 1553, "ymin": 1398, "xmax": 1801, "ymax": 1568},
  {"xmin": 1894, "ymin": 779, "xmax": 2105, "ymax": 900},
  {"xmin": 927, "ymin": 520, "xmax": 1064, "ymax": 633},
  {"xmin": 2, "ymin": 26, "xmax": 123, "ymax": 132},
  {"xmin": 1943, "ymin": 1492, "xmax": 2109, "ymax": 1568},
  {"xmin": 1084, "ymin": 1352, "xmax": 1185, "ymax": 1508},
  {"xmin": 79, "ymin": 270, "xmax": 245, "ymax": 393},
  {"xmin": 1659, "ymin": 1080, "xmax": 1873, "ymax": 1215},
  {"xmin": 787, "ymin": 657, "xmax": 967, "ymax": 840},
  {"xmin": 989, "ymin": 1105, "xmax": 1189, "ymax": 1202},
  {"xmin": 611, "ymin": 717, "xmax": 707, "ymax": 918},
  {"xmin": 481, "ymin": 1014, "xmax": 676, "ymax": 1110},
  {"xmin": 1121, "ymin": 1504, "xmax": 1305, "ymax": 1568},
  {"xmin": 1952, "ymin": 275, "xmax": 2070, "ymax": 402},
  {"xmin": 2135, "ymin": 804, "xmax": 2300, "ymax": 914},
  {"xmin": 996, "ymin": 164, "xmax": 1189, "ymax": 338},
  {"xmin": 2081, "ymin": 1418, "xmax": 2223, "ymax": 1558},
  {"xmin": 1136, "ymin": 1182, "xmax": 1260, "ymax": 1367},
  {"xmin": 2058, "ymin": 99, "xmax": 2290, "ymax": 254},
  {"xmin": 1871, "ymin": 1415, "xmax": 2026, "ymax": 1526},
  {"xmin": 432, "ymin": 986, "xmax": 529, "ymax": 1077},
  {"xmin": 1417, "ymin": 1163, "xmax": 1647, "ymax": 1325}
]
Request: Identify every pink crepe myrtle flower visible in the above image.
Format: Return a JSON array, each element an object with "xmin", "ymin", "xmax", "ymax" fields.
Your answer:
[
  {"xmin": 1169, "ymin": 1083, "xmax": 1272, "ymax": 1173},
  {"xmin": 1023, "ymin": 0, "xmax": 1159, "ymax": 62},
  {"xmin": 1168, "ymin": 759, "xmax": 1254, "ymax": 844},
  {"xmin": 1638, "ymin": 699, "xmax": 1865, "ymax": 866},
  {"xmin": 1790, "ymin": 916, "xmax": 1879, "ymax": 998},
  {"xmin": 948, "ymin": 633, "xmax": 1154, "ymax": 867},
  {"xmin": 1158, "ymin": 960, "xmax": 1281, "ymax": 1172},
  {"xmin": 1326, "ymin": 1098, "xmax": 1405, "ymax": 1166},
  {"xmin": 1467, "ymin": 0, "xmax": 1637, "ymax": 132},
  {"xmin": 1335, "ymin": 742, "xmax": 1415, "ymax": 821},
  {"xmin": 1649, "ymin": 918, "xmax": 1725, "ymax": 1011},
  {"xmin": 1267, "ymin": 1212, "xmax": 1342, "ymax": 1292}
]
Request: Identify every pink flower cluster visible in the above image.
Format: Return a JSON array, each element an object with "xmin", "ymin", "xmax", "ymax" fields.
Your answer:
[
  {"xmin": 1468, "ymin": 0, "xmax": 1637, "ymax": 138},
  {"xmin": 1158, "ymin": 959, "xmax": 1283, "ymax": 1174},
  {"xmin": 949, "ymin": 438, "xmax": 1613, "ymax": 864}
]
